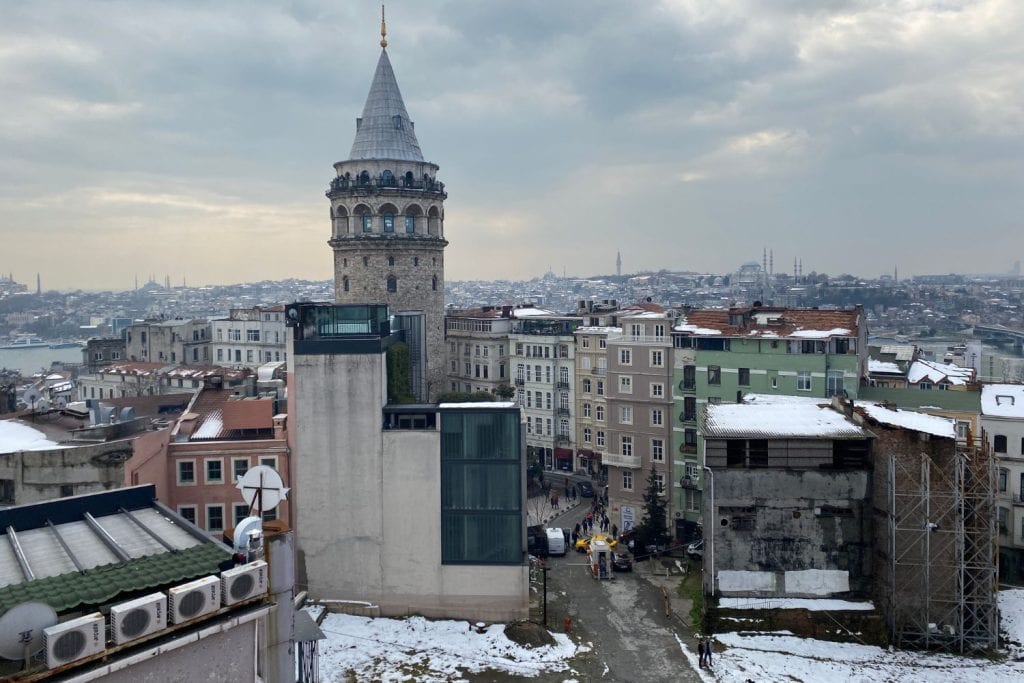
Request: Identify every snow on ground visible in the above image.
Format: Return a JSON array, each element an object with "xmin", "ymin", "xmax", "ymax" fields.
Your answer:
[
  {"xmin": 710, "ymin": 589, "xmax": 1024, "ymax": 683},
  {"xmin": 718, "ymin": 597, "xmax": 874, "ymax": 611},
  {"xmin": 314, "ymin": 612, "xmax": 582, "ymax": 682},
  {"xmin": 0, "ymin": 420, "xmax": 57, "ymax": 451}
]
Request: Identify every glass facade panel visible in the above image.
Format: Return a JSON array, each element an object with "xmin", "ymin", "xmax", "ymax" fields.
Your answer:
[{"xmin": 441, "ymin": 410, "xmax": 523, "ymax": 564}]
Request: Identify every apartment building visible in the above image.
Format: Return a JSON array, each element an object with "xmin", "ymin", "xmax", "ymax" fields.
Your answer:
[
  {"xmin": 670, "ymin": 305, "xmax": 867, "ymax": 542},
  {"xmin": 982, "ymin": 383, "xmax": 1024, "ymax": 584},
  {"xmin": 603, "ymin": 308, "xmax": 675, "ymax": 536},
  {"xmin": 210, "ymin": 305, "xmax": 288, "ymax": 369},
  {"xmin": 124, "ymin": 319, "xmax": 211, "ymax": 364},
  {"xmin": 510, "ymin": 314, "xmax": 580, "ymax": 472},
  {"xmin": 574, "ymin": 325, "xmax": 618, "ymax": 476},
  {"xmin": 444, "ymin": 307, "xmax": 513, "ymax": 394}
]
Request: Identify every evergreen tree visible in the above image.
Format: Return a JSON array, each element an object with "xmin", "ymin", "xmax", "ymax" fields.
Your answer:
[{"xmin": 636, "ymin": 464, "xmax": 670, "ymax": 552}]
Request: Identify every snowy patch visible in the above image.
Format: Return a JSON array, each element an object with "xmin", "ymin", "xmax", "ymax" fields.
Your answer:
[
  {"xmin": 789, "ymin": 328, "xmax": 852, "ymax": 338},
  {"xmin": 868, "ymin": 359, "xmax": 902, "ymax": 374},
  {"xmin": 859, "ymin": 403, "xmax": 956, "ymax": 439},
  {"xmin": 674, "ymin": 318, "xmax": 723, "ymax": 335},
  {"xmin": 315, "ymin": 613, "xmax": 580, "ymax": 681},
  {"xmin": 705, "ymin": 403, "xmax": 866, "ymax": 439},
  {"xmin": 982, "ymin": 384, "xmax": 1024, "ymax": 418},
  {"xmin": 718, "ymin": 570, "xmax": 776, "ymax": 592},
  {"xmin": 0, "ymin": 420, "xmax": 58, "ymax": 452},
  {"xmin": 719, "ymin": 598, "xmax": 873, "ymax": 611}
]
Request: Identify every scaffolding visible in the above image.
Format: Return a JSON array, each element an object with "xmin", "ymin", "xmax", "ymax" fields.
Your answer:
[{"xmin": 886, "ymin": 441, "xmax": 998, "ymax": 653}]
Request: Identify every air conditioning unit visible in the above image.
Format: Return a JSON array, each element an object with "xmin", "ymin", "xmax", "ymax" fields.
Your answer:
[
  {"xmin": 44, "ymin": 612, "xmax": 105, "ymax": 669},
  {"xmin": 168, "ymin": 575, "xmax": 221, "ymax": 624},
  {"xmin": 221, "ymin": 560, "xmax": 268, "ymax": 606},
  {"xmin": 110, "ymin": 592, "xmax": 167, "ymax": 645}
]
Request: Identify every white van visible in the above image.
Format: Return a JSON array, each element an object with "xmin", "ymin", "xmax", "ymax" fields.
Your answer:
[{"xmin": 545, "ymin": 528, "xmax": 567, "ymax": 556}]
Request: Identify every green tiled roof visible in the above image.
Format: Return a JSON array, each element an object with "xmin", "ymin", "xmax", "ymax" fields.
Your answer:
[{"xmin": 0, "ymin": 544, "xmax": 230, "ymax": 614}]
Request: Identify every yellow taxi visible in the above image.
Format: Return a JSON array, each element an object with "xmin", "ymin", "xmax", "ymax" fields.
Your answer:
[{"xmin": 574, "ymin": 533, "xmax": 618, "ymax": 553}]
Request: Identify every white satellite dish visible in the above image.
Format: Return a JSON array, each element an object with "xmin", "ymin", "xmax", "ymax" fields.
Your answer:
[
  {"xmin": 236, "ymin": 465, "xmax": 289, "ymax": 515},
  {"xmin": 233, "ymin": 516, "xmax": 264, "ymax": 555},
  {"xmin": 0, "ymin": 601, "xmax": 58, "ymax": 661}
]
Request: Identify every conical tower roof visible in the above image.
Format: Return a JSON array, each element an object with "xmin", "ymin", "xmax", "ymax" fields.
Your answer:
[{"xmin": 348, "ymin": 49, "xmax": 425, "ymax": 162}]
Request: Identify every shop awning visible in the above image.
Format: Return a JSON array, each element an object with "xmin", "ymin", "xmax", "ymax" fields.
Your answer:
[
  {"xmin": 554, "ymin": 447, "xmax": 573, "ymax": 460},
  {"xmin": 577, "ymin": 449, "xmax": 594, "ymax": 458}
]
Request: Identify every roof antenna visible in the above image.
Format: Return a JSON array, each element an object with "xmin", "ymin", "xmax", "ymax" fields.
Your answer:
[{"xmin": 380, "ymin": 5, "xmax": 388, "ymax": 49}]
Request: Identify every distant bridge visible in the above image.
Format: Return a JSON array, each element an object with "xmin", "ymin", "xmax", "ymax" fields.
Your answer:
[{"xmin": 973, "ymin": 324, "xmax": 1024, "ymax": 353}]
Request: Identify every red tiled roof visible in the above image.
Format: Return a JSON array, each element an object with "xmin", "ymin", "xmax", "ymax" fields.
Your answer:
[{"xmin": 675, "ymin": 307, "xmax": 860, "ymax": 338}]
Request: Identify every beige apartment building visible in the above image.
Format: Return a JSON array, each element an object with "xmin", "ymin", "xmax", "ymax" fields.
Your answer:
[
  {"xmin": 444, "ymin": 307, "xmax": 513, "ymax": 395},
  {"xmin": 574, "ymin": 325, "xmax": 618, "ymax": 477}
]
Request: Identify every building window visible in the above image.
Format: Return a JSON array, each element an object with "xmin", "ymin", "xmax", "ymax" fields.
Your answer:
[
  {"xmin": 432, "ymin": 276, "xmax": 438, "ymax": 291},
  {"xmin": 651, "ymin": 408, "xmax": 663, "ymax": 426},
  {"xmin": 623, "ymin": 470, "xmax": 633, "ymax": 491},
  {"xmin": 387, "ymin": 276, "xmax": 397, "ymax": 293},
  {"xmin": 205, "ymin": 459, "xmax": 223, "ymax": 484},
  {"xmin": 684, "ymin": 429, "xmax": 697, "ymax": 449},
  {"xmin": 596, "ymin": 380, "xmax": 605, "ymax": 396},
  {"xmin": 177, "ymin": 460, "xmax": 195, "ymax": 485},
  {"xmin": 583, "ymin": 403, "xmax": 592, "ymax": 418},
  {"xmin": 683, "ymin": 396, "xmax": 697, "ymax": 422},
  {"xmin": 599, "ymin": 338, "xmax": 607, "ymax": 349},
  {"xmin": 596, "ymin": 430, "xmax": 605, "ymax": 447},
  {"xmin": 233, "ymin": 458, "xmax": 248, "ymax": 482},
  {"xmin": 995, "ymin": 435, "xmax": 1008, "ymax": 453},
  {"xmin": 797, "ymin": 371, "xmax": 812, "ymax": 391},
  {"xmin": 178, "ymin": 506, "xmax": 196, "ymax": 524},
  {"xmin": 581, "ymin": 337, "xmax": 590, "ymax": 348},
  {"xmin": 406, "ymin": 213, "xmax": 416, "ymax": 233},
  {"xmin": 582, "ymin": 379, "xmax": 592, "ymax": 393},
  {"xmin": 217, "ymin": 349, "xmax": 223, "ymax": 361},
  {"xmin": 596, "ymin": 405, "xmax": 605, "ymax": 422},
  {"xmin": 708, "ymin": 366, "xmax": 721, "ymax": 385},
  {"xmin": 388, "ymin": 256, "xmax": 395, "ymax": 266},
  {"xmin": 234, "ymin": 503, "xmax": 250, "ymax": 527},
  {"xmin": 999, "ymin": 467, "xmax": 1008, "ymax": 492},
  {"xmin": 827, "ymin": 370, "xmax": 844, "ymax": 396},
  {"xmin": 650, "ymin": 350, "xmax": 663, "ymax": 367},
  {"xmin": 654, "ymin": 473, "xmax": 665, "ymax": 494},
  {"xmin": 620, "ymin": 348, "xmax": 632, "ymax": 366},
  {"xmin": 652, "ymin": 438, "xmax": 664, "ymax": 462},
  {"xmin": 343, "ymin": 276, "xmax": 350, "ymax": 292},
  {"xmin": 383, "ymin": 213, "xmax": 395, "ymax": 233},
  {"xmin": 682, "ymin": 365, "xmax": 696, "ymax": 390},
  {"xmin": 621, "ymin": 435, "xmax": 633, "ymax": 456},
  {"xmin": 247, "ymin": 329, "xmax": 260, "ymax": 342},
  {"xmin": 651, "ymin": 382, "xmax": 664, "ymax": 398},
  {"xmin": 361, "ymin": 213, "xmax": 372, "ymax": 232},
  {"xmin": 620, "ymin": 406, "xmax": 633, "ymax": 425},
  {"xmin": 206, "ymin": 505, "xmax": 224, "ymax": 533},
  {"xmin": 619, "ymin": 375, "xmax": 633, "ymax": 393},
  {"xmin": 738, "ymin": 368, "xmax": 750, "ymax": 386},
  {"xmin": 583, "ymin": 427, "xmax": 592, "ymax": 443}
]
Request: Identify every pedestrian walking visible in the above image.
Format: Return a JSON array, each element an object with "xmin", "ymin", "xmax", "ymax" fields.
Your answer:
[
  {"xmin": 697, "ymin": 639, "xmax": 706, "ymax": 668},
  {"xmin": 574, "ymin": 522, "xmax": 581, "ymax": 538},
  {"xmin": 705, "ymin": 639, "xmax": 713, "ymax": 667},
  {"xmin": 611, "ymin": 523, "xmax": 618, "ymax": 539}
]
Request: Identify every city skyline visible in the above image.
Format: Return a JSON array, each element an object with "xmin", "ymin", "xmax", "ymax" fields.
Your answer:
[{"xmin": 3, "ymin": 1, "xmax": 1023, "ymax": 290}]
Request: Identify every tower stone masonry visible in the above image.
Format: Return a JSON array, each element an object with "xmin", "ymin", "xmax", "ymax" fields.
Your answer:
[{"xmin": 327, "ymin": 36, "xmax": 448, "ymax": 400}]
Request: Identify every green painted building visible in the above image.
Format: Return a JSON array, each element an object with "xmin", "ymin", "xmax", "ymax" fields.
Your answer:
[{"xmin": 669, "ymin": 305, "xmax": 867, "ymax": 541}]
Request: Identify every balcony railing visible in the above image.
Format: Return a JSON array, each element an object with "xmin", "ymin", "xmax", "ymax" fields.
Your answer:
[
  {"xmin": 556, "ymin": 407, "xmax": 570, "ymax": 417},
  {"xmin": 591, "ymin": 367, "xmax": 607, "ymax": 376},
  {"xmin": 679, "ymin": 476, "xmax": 700, "ymax": 490},
  {"xmin": 555, "ymin": 434, "xmax": 572, "ymax": 446},
  {"xmin": 1013, "ymin": 493, "xmax": 1024, "ymax": 506},
  {"xmin": 514, "ymin": 378, "xmax": 525, "ymax": 386},
  {"xmin": 602, "ymin": 452, "xmax": 641, "ymax": 469},
  {"xmin": 556, "ymin": 381, "xmax": 570, "ymax": 390}
]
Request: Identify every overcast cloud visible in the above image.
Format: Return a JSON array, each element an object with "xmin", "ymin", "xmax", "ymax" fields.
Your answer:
[{"xmin": 1, "ymin": 0, "xmax": 1022, "ymax": 290}]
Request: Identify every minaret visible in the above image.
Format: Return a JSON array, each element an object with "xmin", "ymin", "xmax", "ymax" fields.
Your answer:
[
  {"xmin": 616, "ymin": 251, "xmax": 622, "ymax": 277},
  {"xmin": 327, "ymin": 8, "xmax": 448, "ymax": 399}
]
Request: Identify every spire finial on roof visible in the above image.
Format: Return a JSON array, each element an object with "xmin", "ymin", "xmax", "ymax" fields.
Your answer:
[{"xmin": 380, "ymin": 5, "xmax": 388, "ymax": 49}]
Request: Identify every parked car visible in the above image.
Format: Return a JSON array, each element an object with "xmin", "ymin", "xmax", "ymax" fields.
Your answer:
[
  {"xmin": 528, "ymin": 525, "xmax": 548, "ymax": 557},
  {"xmin": 686, "ymin": 538, "xmax": 704, "ymax": 560},
  {"xmin": 575, "ymin": 533, "xmax": 618, "ymax": 553},
  {"xmin": 612, "ymin": 551, "xmax": 633, "ymax": 572},
  {"xmin": 576, "ymin": 480, "xmax": 594, "ymax": 498}
]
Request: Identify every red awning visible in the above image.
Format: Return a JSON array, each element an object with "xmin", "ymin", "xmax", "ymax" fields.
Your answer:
[
  {"xmin": 577, "ymin": 449, "xmax": 594, "ymax": 457},
  {"xmin": 554, "ymin": 447, "xmax": 573, "ymax": 460}
]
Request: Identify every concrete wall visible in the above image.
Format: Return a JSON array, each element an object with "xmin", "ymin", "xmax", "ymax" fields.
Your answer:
[
  {"xmin": 293, "ymin": 347, "xmax": 528, "ymax": 622},
  {"xmin": 708, "ymin": 467, "xmax": 872, "ymax": 597},
  {"xmin": 0, "ymin": 440, "xmax": 131, "ymax": 505}
]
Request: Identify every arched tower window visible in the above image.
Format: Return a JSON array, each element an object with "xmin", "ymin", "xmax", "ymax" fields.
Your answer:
[
  {"xmin": 358, "ymin": 171, "xmax": 370, "ymax": 186},
  {"xmin": 404, "ymin": 171, "xmax": 414, "ymax": 187},
  {"xmin": 388, "ymin": 256, "xmax": 395, "ymax": 266},
  {"xmin": 427, "ymin": 207, "xmax": 440, "ymax": 236},
  {"xmin": 387, "ymin": 276, "xmax": 398, "ymax": 293},
  {"xmin": 382, "ymin": 170, "xmax": 395, "ymax": 187},
  {"xmin": 383, "ymin": 213, "xmax": 395, "ymax": 233},
  {"xmin": 361, "ymin": 211, "xmax": 372, "ymax": 233},
  {"xmin": 343, "ymin": 276, "xmax": 350, "ymax": 292},
  {"xmin": 405, "ymin": 212, "xmax": 415, "ymax": 234},
  {"xmin": 431, "ymin": 275, "xmax": 437, "ymax": 291},
  {"xmin": 414, "ymin": 257, "xmax": 419, "ymax": 266}
]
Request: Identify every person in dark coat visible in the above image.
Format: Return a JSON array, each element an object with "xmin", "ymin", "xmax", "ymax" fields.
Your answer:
[
  {"xmin": 705, "ymin": 639, "xmax": 713, "ymax": 667},
  {"xmin": 697, "ymin": 639, "xmax": 706, "ymax": 667}
]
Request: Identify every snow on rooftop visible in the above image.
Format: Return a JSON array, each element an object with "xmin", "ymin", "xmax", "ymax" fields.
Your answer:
[
  {"xmin": 868, "ymin": 358, "xmax": 902, "ymax": 374},
  {"xmin": 511, "ymin": 307, "xmax": 557, "ymax": 318},
  {"xmin": 0, "ymin": 420, "xmax": 59, "ymax": 452},
  {"xmin": 981, "ymin": 384, "xmax": 1024, "ymax": 418},
  {"xmin": 438, "ymin": 402, "xmax": 517, "ymax": 409},
  {"xmin": 859, "ymin": 403, "xmax": 956, "ymax": 439},
  {"xmin": 789, "ymin": 327, "xmax": 852, "ymax": 338},
  {"xmin": 907, "ymin": 359, "xmax": 973, "ymax": 386},
  {"xmin": 719, "ymin": 598, "xmax": 875, "ymax": 611},
  {"xmin": 673, "ymin": 318, "xmax": 722, "ymax": 335},
  {"xmin": 576, "ymin": 326, "xmax": 622, "ymax": 334},
  {"xmin": 705, "ymin": 403, "xmax": 866, "ymax": 439},
  {"xmin": 743, "ymin": 393, "xmax": 829, "ymax": 406},
  {"xmin": 191, "ymin": 410, "xmax": 224, "ymax": 440}
]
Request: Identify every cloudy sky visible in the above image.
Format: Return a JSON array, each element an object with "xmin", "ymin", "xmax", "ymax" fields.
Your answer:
[{"xmin": 2, "ymin": 1, "xmax": 1023, "ymax": 290}]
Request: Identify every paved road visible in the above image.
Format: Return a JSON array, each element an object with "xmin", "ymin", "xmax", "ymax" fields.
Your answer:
[{"xmin": 471, "ymin": 507, "xmax": 705, "ymax": 682}]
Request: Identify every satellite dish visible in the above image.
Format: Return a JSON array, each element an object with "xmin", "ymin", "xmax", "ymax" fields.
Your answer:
[
  {"xmin": 0, "ymin": 602, "xmax": 58, "ymax": 660},
  {"xmin": 233, "ymin": 516, "xmax": 264, "ymax": 555},
  {"xmin": 236, "ymin": 465, "xmax": 288, "ymax": 515}
]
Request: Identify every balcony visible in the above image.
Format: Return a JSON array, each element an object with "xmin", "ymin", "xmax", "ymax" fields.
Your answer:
[
  {"xmin": 556, "ymin": 381, "xmax": 571, "ymax": 390},
  {"xmin": 555, "ymin": 434, "xmax": 572, "ymax": 446},
  {"xmin": 1013, "ymin": 493, "xmax": 1024, "ymax": 507},
  {"xmin": 514, "ymin": 378, "xmax": 525, "ymax": 386},
  {"xmin": 679, "ymin": 476, "xmax": 700, "ymax": 490},
  {"xmin": 591, "ymin": 367, "xmax": 607, "ymax": 376},
  {"xmin": 556, "ymin": 407, "xmax": 570, "ymax": 418},
  {"xmin": 602, "ymin": 452, "xmax": 641, "ymax": 469}
]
